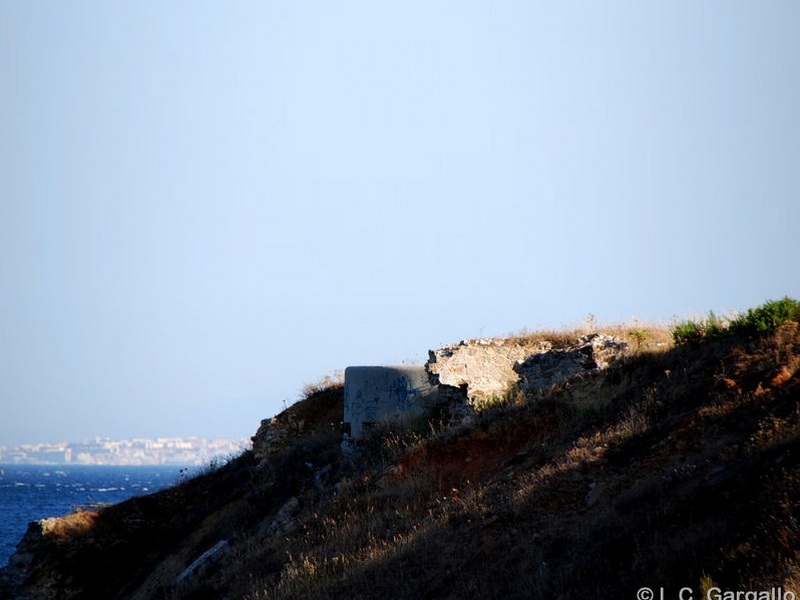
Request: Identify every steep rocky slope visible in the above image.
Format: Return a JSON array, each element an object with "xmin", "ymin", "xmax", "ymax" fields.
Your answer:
[{"xmin": 2, "ymin": 320, "xmax": 799, "ymax": 600}]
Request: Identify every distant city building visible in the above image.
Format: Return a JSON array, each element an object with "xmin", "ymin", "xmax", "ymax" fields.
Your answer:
[{"xmin": 0, "ymin": 437, "xmax": 250, "ymax": 466}]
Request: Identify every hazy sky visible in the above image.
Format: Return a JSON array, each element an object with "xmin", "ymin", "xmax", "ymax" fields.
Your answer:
[{"xmin": 1, "ymin": 1, "xmax": 798, "ymax": 447}]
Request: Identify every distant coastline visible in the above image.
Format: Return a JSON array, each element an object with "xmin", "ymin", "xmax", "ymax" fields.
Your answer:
[{"xmin": 0, "ymin": 437, "xmax": 250, "ymax": 466}]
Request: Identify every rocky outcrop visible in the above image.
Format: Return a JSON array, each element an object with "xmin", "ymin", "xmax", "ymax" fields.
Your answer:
[
  {"xmin": 514, "ymin": 333, "xmax": 628, "ymax": 398},
  {"xmin": 4, "ymin": 321, "xmax": 799, "ymax": 600},
  {"xmin": 425, "ymin": 334, "xmax": 628, "ymax": 408},
  {"xmin": 426, "ymin": 339, "xmax": 551, "ymax": 402},
  {"xmin": 0, "ymin": 510, "xmax": 106, "ymax": 600},
  {"xmin": 259, "ymin": 496, "xmax": 300, "ymax": 539},
  {"xmin": 176, "ymin": 540, "xmax": 229, "ymax": 585},
  {"xmin": 251, "ymin": 383, "xmax": 343, "ymax": 465},
  {"xmin": 251, "ymin": 414, "xmax": 304, "ymax": 463},
  {"xmin": 0, "ymin": 519, "xmax": 54, "ymax": 600}
]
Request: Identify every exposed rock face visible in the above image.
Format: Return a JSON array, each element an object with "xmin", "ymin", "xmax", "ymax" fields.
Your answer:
[
  {"xmin": 0, "ymin": 520, "xmax": 52, "ymax": 600},
  {"xmin": 260, "ymin": 496, "xmax": 300, "ymax": 539},
  {"xmin": 251, "ymin": 414, "xmax": 302, "ymax": 463},
  {"xmin": 513, "ymin": 334, "xmax": 628, "ymax": 397},
  {"xmin": 176, "ymin": 540, "xmax": 229, "ymax": 585},
  {"xmin": 424, "ymin": 334, "xmax": 628, "ymax": 409},
  {"xmin": 251, "ymin": 382, "xmax": 343, "ymax": 465},
  {"xmin": 0, "ymin": 449, "xmax": 286, "ymax": 600},
  {"xmin": 0, "ymin": 511, "xmax": 102, "ymax": 600},
  {"xmin": 426, "ymin": 339, "xmax": 551, "ymax": 402}
]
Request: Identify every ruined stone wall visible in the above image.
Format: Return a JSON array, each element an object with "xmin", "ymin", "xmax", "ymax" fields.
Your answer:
[
  {"xmin": 340, "ymin": 334, "xmax": 629, "ymax": 443},
  {"xmin": 513, "ymin": 334, "xmax": 628, "ymax": 397},
  {"xmin": 426, "ymin": 334, "xmax": 628, "ymax": 405},
  {"xmin": 426, "ymin": 338, "xmax": 551, "ymax": 402}
]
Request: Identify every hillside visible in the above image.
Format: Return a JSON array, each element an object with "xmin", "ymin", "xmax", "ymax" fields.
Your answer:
[{"xmin": 2, "ymin": 305, "xmax": 800, "ymax": 600}]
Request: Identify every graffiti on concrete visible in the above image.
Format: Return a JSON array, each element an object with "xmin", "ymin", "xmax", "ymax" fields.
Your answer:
[{"xmin": 344, "ymin": 366, "xmax": 439, "ymax": 439}]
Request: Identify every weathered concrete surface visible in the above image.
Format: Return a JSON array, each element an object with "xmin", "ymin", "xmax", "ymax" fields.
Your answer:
[
  {"xmin": 426, "ymin": 339, "xmax": 551, "ymax": 403},
  {"xmin": 344, "ymin": 366, "xmax": 440, "ymax": 439}
]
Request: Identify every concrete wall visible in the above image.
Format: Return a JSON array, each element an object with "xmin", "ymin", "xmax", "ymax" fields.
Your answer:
[{"xmin": 343, "ymin": 366, "xmax": 439, "ymax": 439}]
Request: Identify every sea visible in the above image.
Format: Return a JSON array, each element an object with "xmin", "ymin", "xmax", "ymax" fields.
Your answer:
[{"xmin": 0, "ymin": 464, "xmax": 186, "ymax": 568}]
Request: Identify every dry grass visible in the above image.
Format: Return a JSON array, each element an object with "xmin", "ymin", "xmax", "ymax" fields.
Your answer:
[
  {"xmin": 5, "ymin": 321, "xmax": 799, "ymax": 600},
  {"xmin": 300, "ymin": 371, "xmax": 344, "ymax": 400},
  {"xmin": 506, "ymin": 319, "xmax": 674, "ymax": 355},
  {"xmin": 40, "ymin": 510, "xmax": 99, "ymax": 539},
  {"xmin": 238, "ymin": 322, "xmax": 799, "ymax": 600}
]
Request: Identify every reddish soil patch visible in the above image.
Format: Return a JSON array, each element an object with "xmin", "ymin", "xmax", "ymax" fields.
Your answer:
[{"xmin": 396, "ymin": 433, "xmax": 526, "ymax": 488}]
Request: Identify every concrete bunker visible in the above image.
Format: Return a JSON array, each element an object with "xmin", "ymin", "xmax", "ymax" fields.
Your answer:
[
  {"xmin": 342, "ymin": 335, "xmax": 629, "ymax": 442},
  {"xmin": 343, "ymin": 366, "xmax": 442, "ymax": 439}
]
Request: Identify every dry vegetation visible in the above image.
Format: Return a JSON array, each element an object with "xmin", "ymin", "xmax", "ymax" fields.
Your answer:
[
  {"xmin": 507, "ymin": 318, "xmax": 674, "ymax": 353},
  {"xmin": 3, "ymin": 312, "xmax": 800, "ymax": 600}
]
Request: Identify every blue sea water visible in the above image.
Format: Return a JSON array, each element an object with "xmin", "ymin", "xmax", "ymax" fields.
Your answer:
[{"xmin": 0, "ymin": 464, "xmax": 185, "ymax": 568}]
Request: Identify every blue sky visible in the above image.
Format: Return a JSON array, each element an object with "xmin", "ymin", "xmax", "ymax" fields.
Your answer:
[{"xmin": 1, "ymin": 1, "xmax": 798, "ymax": 447}]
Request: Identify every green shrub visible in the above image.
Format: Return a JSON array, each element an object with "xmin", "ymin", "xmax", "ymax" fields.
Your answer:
[
  {"xmin": 672, "ymin": 311, "xmax": 728, "ymax": 345},
  {"xmin": 672, "ymin": 297, "xmax": 800, "ymax": 345},
  {"xmin": 729, "ymin": 296, "xmax": 800, "ymax": 336},
  {"xmin": 672, "ymin": 320, "xmax": 704, "ymax": 345},
  {"xmin": 627, "ymin": 327, "xmax": 650, "ymax": 349}
]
